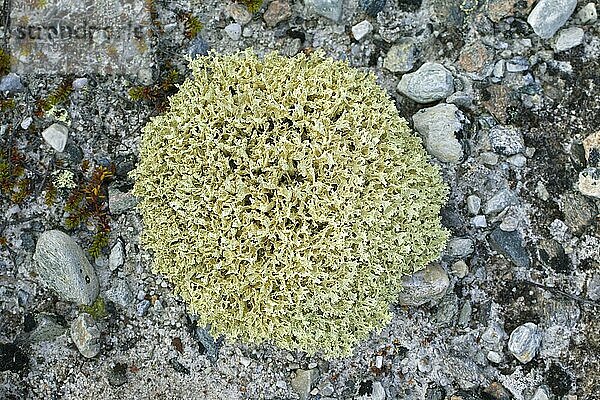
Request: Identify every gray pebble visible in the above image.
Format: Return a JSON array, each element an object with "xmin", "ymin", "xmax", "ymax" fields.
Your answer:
[
  {"xmin": 136, "ymin": 300, "xmax": 151, "ymax": 316},
  {"xmin": 397, "ymin": 62, "xmax": 454, "ymax": 103},
  {"xmin": 508, "ymin": 322, "xmax": 541, "ymax": 363},
  {"xmin": 351, "ymin": 20, "xmax": 373, "ymax": 41},
  {"xmin": 383, "ymin": 39, "xmax": 416, "ymax": 73},
  {"xmin": 531, "ymin": 385, "xmax": 551, "ymax": 400},
  {"xmin": 527, "ymin": 0, "xmax": 577, "ymax": 39},
  {"xmin": 506, "ymin": 56, "xmax": 529, "ymax": 72},
  {"xmin": 466, "ymin": 195, "xmax": 481, "ymax": 215},
  {"xmin": 105, "ymin": 279, "xmax": 134, "ymax": 309},
  {"xmin": 188, "ymin": 35, "xmax": 210, "ymax": 58},
  {"xmin": 446, "ymin": 237, "xmax": 474, "ymax": 258},
  {"xmin": 108, "ymin": 240, "xmax": 124, "ymax": 271},
  {"xmin": 291, "ymin": 368, "xmax": 319, "ymax": 400},
  {"xmin": 577, "ymin": 2, "xmax": 597, "ymax": 24},
  {"xmin": 450, "ymin": 260, "xmax": 468, "ymax": 278},
  {"xmin": 397, "ymin": 264, "xmax": 449, "ymax": 306},
  {"xmin": 371, "ymin": 382, "xmax": 386, "ymax": 400},
  {"xmin": 24, "ymin": 313, "xmax": 66, "ymax": 343},
  {"xmin": 471, "ymin": 215, "xmax": 488, "ymax": 228},
  {"xmin": 0, "ymin": 73, "xmax": 24, "ymax": 93},
  {"xmin": 554, "ymin": 27, "xmax": 584, "ymax": 52},
  {"xmin": 484, "ymin": 189, "xmax": 517, "ymax": 215},
  {"xmin": 412, "ymin": 103, "xmax": 463, "ymax": 163},
  {"xmin": 224, "ymin": 23, "xmax": 242, "ymax": 41},
  {"xmin": 489, "ymin": 125, "xmax": 525, "ymax": 155},
  {"xmin": 305, "ymin": 0, "xmax": 343, "ymax": 21},
  {"xmin": 33, "ymin": 230, "xmax": 99, "ymax": 306},
  {"xmin": 489, "ymin": 227, "xmax": 530, "ymax": 268},
  {"xmin": 560, "ymin": 191, "xmax": 596, "ymax": 234},
  {"xmin": 71, "ymin": 313, "xmax": 101, "ymax": 358}
]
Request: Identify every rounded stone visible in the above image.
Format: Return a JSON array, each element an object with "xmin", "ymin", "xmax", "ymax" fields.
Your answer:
[
  {"xmin": 33, "ymin": 230, "xmax": 99, "ymax": 306},
  {"xmin": 70, "ymin": 313, "xmax": 101, "ymax": 358},
  {"xmin": 397, "ymin": 62, "xmax": 454, "ymax": 103},
  {"xmin": 397, "ymin": 264, "xmax": 450, "ymax": 306},
  {"xmin": 508, "ymin": 322, "xmax": 541, "ymax": 363}
]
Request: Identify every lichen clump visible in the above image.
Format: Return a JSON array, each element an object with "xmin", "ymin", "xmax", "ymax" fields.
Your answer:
[{"xmin": 132, "ymin": 50, "xmax": 448, "ymax": 357}]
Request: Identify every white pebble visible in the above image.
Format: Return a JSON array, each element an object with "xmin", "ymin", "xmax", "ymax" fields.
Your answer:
[{"xmin": 351, "ymin": 20, "xmax": 373, "ymax": 41}]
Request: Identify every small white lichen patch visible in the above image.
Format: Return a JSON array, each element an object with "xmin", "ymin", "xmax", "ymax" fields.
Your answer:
[{"xmin": 53, "ymin": 170, "xmax": 77, "ymax": 190}]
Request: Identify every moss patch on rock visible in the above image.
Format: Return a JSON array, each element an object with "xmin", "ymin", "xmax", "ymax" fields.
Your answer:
[{"xmin": 132, "ymin": 50, "xmax": 449, "ymax": 357}]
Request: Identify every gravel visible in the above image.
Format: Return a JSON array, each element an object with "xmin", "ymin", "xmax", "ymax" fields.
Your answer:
[{"xmin": 2, "ymin": 0, "xmax": 599, "ymax": 397}]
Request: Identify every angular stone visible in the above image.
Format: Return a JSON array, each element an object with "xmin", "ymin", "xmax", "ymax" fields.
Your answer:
[
  {"xmin": 383, "ymin": 39, "xmax": 416, "ymax": 73},
  {"xmin": 33, "ymin": 230, "xmax": 99, "ymax": 306},
  {"xmin": 527, "ymin": 0, "xmax": 577, "ymax": 39},
  {"xmin": 225, "ymin": 3, "xmax": 253, "ymax": 25},
  {"xmin": 71, "ymin": 313, "xmax": 101, "ymax": 358},
  {"xmin": 397, "ymin": 62, "xmax": 454, "ymax": 103},
  {"xmin": 446, "ymin": 237, "xmax": 474, "ymax": 258},
  {"xmin": 305, "ymin": 0, "xmax": 343, "ymax": 21},
  {"xmin": 484, "ymin": 189, "xmax": 517, "ymax": 215},
  {"xmin": 554, "ymin": 27, "xmax": 584, "ymax": 52},
  {"xmin": 583, "ymin": 130, "xmax": 600, "ymax": 166},
  {"xmin": 108, "ymin": 186, "xmax": 138, "ymax": 214},
  {"xmin": 397, "ymin": 264, "xmax": 449, "ymax": 306},
  {"xmin": 41, "ymin": 123, "xmax": 69, "ymax": 152},
  {"xmin": 108, "ymin": 239, "xmax": 124, "ymax": 271},
  {"xmin": 577, "ymin": 3, "xmax": 598, "ymax": 24},
  {"xmin": 560, "ymin": 191, "xmax": 596, "ymax": 233},
  {"xmin": 24, "ymin": 313, "xmax": 66, "ymax": 343},
  {"xmin": 291, "ymin": 368, "xmax": 319, "ymax": 400},
  {"xmin": 351, "ymin": 20, "xmax": 373, "ymax": 41},
  {"xmin": 489, "ymin": 228, "xmax": 530, "ymax": 268},
  {"xmin": 578, "ymin": 167, "xmax": 600, "ymax": 198},
  {"xmin": 224, "ymin": 23, "xmax": 242, "ymax": 40},
  {"xmin": 263, "ymin": 0, "xmax": 292, "ymax": 27},
  {"xmin": 412, "ymin": 103, "xmax": 463, "ymax": 163},
  {"xmin": 0, "ymin": 73, "xmax": 24, "ymax": 93},
  {"xmin": 508, "ymin": 322, "xmax": 541, "ymax": 363}
]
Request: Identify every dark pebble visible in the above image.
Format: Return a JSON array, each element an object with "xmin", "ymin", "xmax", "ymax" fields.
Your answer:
[
  {"xmin": 489, "ymin": 228, "xmax": 530, "ymax": 268},
  {"xmin": 0, "ymin": 343, "xmax": 28, "ymax": 372}
]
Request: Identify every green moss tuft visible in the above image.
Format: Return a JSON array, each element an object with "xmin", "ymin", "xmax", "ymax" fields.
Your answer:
[
  {"xmin": 80, "ymin": 296, "xmax": 108, "ymax": 319},
  {"xmin": 132, "ymin": 50, "xmax": 449, "ymax": 357}
]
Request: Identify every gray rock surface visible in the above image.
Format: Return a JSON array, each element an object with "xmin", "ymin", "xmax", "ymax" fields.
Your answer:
[
  {"xmin": 41, "ymin": 123, "xmax": 69, "ymax": 152},
  {"xmin": 508, "ymin": 322, "xmax": 541, "ymax": 363},
  {"xmin": 33, "ymin": 230, "xmax": 99, "ymax": 306},
  {"xmin": 527, "ymin": 0, "xmax": 577, "ymax": 39},
  {"xmin": 397, "ymin": 63, "xmax": 454, "ymax": 103},
  {"xmin": 397, "ymin": 264, "xmax": 450, "ymax": 306},
  {"xmin": 70, "ymin": 313, "xmax": 101, "ymax": 358},
  {"xmin": 412, "ymin": 103, "xmax": 463, "ymax": 163},
  {"xmin": 24, "ymin": 314, "xmax": 67, "ymax": 343}
]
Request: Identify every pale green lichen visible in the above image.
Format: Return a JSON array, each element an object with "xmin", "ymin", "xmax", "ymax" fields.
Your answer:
[{"xmin": 132, "ymin": 49, "xmax": 449, "ymax": 357}]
